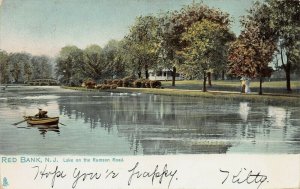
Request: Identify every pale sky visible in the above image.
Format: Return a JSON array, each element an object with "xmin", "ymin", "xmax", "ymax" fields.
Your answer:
[{"xmin": 0, "ymin": 0, "xmax": 254, "ymax": 57}]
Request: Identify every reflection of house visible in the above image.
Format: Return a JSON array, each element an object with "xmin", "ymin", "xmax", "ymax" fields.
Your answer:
[{"xmin": 148, "ymin": 69, "xmax": 184, "ymax": 81}]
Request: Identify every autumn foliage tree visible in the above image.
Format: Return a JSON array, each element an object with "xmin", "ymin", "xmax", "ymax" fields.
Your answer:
[{"xmin": 228, "ymin": 1, "xmax": 279, "ymax": 95}]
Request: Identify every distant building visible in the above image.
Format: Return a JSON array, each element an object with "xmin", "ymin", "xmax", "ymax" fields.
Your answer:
[{"xmin": 148, "ymin": 69, "xmax": 184, "ymax": 81}]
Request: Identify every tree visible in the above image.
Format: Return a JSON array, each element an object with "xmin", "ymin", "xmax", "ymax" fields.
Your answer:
[
  {"xmin": 0, "ymin": 50, "xmax": 9, "ymax": 84},
  {"xmin": 228, "ymin": 1, "xmax": 281, "ymax": 95},
  {"xmin": 23, "ymin": 61, "xmax": 33, "ymax": 82},
  {"xmin": 31, "ymin": 55, "xmax": 52, "ymax": 80},
  {"xmin": 157, "ymin": 3, "xmax": 231, "ymax": 86},
  {"xmin": 8, "ymin": 53, "xmax": 32, "ymax": 83},
  {"xmin": 267, "ymin": 0, "xmax": 300, "ymax": 91},
  {"xmin": 103, "ymin": 40, "xmax": 126, "ymax": 79},
  {"xmin": 125, "ymin": 15, "xmax": 159, "ymax": 79},
  {"xmin": 55, "ymin": 45, "xmax": 83, "ymax": 85},
  {"xmin": 83, "ymin": 44, "xmax": 110, "ymax": 81},
  {"xmin": 180, "ymin": 19, "xmax": 233, "ymax": 92}
]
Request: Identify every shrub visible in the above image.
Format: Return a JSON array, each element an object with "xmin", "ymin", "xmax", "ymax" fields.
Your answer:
[
  {"xmin": 150, "ymin": 80, "xmax": 162, "ymax": 88},
  {"xmin": 145, "ymin": 80, "xmax": 151, "ymax": 88},
  {"xmin": 110, "ymin": 84, "xmax": 118, "ymax": 89},
  {"xmin": 106, "ymin": 80, "xmax": 113, "ymax": 85},
  {"xmin": 84, "ymin": 79, "xmax": 96, "ymax": 89},
  {"xmin": 122, "ymin": 76, "xmax": 135, "ymax": 87},
  {"xmin": 112, "ymin": 79, "xmax": 118, "ymax": 85},
  {"xmin": 133, "ymin": 80, "xmax": 142, "ymax": 88},
  {"xmin": 116, "ymin": 79, "xmax": 123, "ymax": 87},
  {"xmin": 112, "ymin": 79, "xmax": 123, "ymax": 87},
  {"xmin": 101, "ymin": 84, "xmax": 111, "ymax": 90},
  {"xmin": 95, "ymin": 84, "xmax": 103, "ymax": 89}
]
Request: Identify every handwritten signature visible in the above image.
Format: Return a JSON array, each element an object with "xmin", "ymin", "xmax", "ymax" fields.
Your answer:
[{"xmin": 220, "ymin": 168, "xmax": 268, "ymax": 189}]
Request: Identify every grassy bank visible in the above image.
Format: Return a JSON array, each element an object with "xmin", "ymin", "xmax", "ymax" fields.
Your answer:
[
  {"xmin": 62, "ymin": 86, "xmax": 300, "ymax": 106},
  {"xmin": 161, "ymin": 80, "xmax": 300, "ymax": 94}
]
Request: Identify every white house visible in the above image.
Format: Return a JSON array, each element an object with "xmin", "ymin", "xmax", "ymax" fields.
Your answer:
[{"xmin": 148, "ymin": 69, "xmax": 184, "ymax": 81}]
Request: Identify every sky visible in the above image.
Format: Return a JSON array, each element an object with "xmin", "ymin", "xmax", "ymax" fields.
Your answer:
[{"xmin": 0, "ymin": 0, "xmax": 254, "ymax": 57}]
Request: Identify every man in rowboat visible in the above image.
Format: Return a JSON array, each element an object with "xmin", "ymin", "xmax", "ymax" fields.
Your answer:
[{"xmin": 35, "ymin": 108, "xmax": 48, "ymax": 118}]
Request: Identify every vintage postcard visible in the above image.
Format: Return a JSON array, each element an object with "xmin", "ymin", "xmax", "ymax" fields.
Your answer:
[{"xmin": 0, "ymin": 0, "xmax": 299, "ymax": 188}]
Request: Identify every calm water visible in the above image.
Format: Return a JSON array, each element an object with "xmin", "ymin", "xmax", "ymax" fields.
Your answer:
[{"xmin": 0, "ymin": 86, "xmax": 299, "ymax": 155}]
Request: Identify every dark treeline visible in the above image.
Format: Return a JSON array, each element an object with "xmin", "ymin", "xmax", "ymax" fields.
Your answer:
[{"xmin": 0, "ymin": 50, "xmax": 53, "ymax": 84}]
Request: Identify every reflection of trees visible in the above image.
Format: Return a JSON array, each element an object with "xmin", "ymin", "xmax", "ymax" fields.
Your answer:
[
  {"xmin": 59, "ymin": 95, "xmax": 114, "ymax": 132},
  {"xmin": 236, "ymin": 103, "xmax": 297, "ymax": 152},
  {"xmin": 58, "ymin": 94, "xmax": 238, "ymax": 154},
  {"xmin": 57, "ymin": 93, "xmax": 299, "ymax": 154}
]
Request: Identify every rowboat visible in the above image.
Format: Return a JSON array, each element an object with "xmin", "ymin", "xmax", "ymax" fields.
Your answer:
[{"xmin": 23, "ymin": 116, "xmax": 59, "ymax": 125}]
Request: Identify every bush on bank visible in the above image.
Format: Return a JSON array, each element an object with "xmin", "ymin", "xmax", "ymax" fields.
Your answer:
[{"xmin": 81, "ymin": 77, "xmax": 162, "ymax": 90}]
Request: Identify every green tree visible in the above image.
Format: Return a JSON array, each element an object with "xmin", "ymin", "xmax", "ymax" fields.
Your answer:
[
  {"xmin": 267, "ymin": 0, "xmax": 300, "ymax": 91},
  {"xmin": 157, "ymin": 3, "xmax": 231, "ymax": 86},
  {"xmin": 103, "ymin": 40, "xmax": 126, "ymax": 79},
  {"xmin": 83, "ymin": 44, "xmax": 109, "ymax": 81},
  {"xmin": 0, "ymin": 50, "xmax": 9, "ymax": 84},
  {"xmin": 8, "ymin": 53, "xmax": 31, "ymax": 83},
  {"xmin": 125, "ymin": 15, "xmax": 159, "ymax": 79},
  {"xmin": 31, "ymin": 55, "xmax": 52, "ymax": 80},
  {"xmin": 180, "ymin": 19, "xmax": 233, "ymax": 92},
  {"xmin": 56, "ymin": 45, "xmax": 83, "ymax": 85}
]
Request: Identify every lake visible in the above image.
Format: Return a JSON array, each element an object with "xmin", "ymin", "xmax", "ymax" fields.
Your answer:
[{"xmin": 0, "ymin": 86, "xmax": 299, "ymax": 155}]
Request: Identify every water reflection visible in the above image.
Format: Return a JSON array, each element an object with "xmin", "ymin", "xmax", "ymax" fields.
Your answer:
[
  {"xmin": 57, "ymin": 94, "xmax": 242, "ymax": 154},
  {"xmin": 1, "ymin": 89, "xmax": 300, "ymax": 155},
  {"xmin": 14, "ymin": 123, "xmax": 60, "ymax": 138},
  {"xmin": 28, "ymin": 124, "xmax": 60, "ymax": 138},
  {"xmin": 239, "ymin": 102, "xmax": 250, "ymax": 122},
  {"xmin": 56, "ymin": 93, "xmax": 300, "ymax": 154},
  {"xmin": 267, "ymin": 106, "xmax": 291, "ymax": 128}
]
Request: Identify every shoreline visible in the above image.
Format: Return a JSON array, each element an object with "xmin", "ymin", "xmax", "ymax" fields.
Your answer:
[{"xmin": 62, "ymin": 86, "xmax": 300, "ymax": 106}]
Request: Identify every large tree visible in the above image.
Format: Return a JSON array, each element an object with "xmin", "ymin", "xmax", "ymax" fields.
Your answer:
[
  {"xmin": 31, "ymin": 55, "xmax": 53, "ymax": 80},
  {"xmin": 267, "ymin": 0, "xmax": 300, "ymax": 91},
  {"xmin": 125, "ymin": 15, "xmax": 159, "ymax": 79},
  {"xmin": 228, "ymin": 2, "xmax": 277, "ymax": 95},
  {"xmin": 55, "ymin": 45, "xmax": 84, "ymax": 85},
  {"xmin": 157, "ymin": 3, "xmax": 231, "ymax": 86},
  {"xmin": 83, "ymin": 44, "xmax": 110, "ymax": 81},
  {"xmin": 0, "ymin": 50, "xmax": 9, "ymax": 84},
  {"xmin": 102, "ymin": 40, "xmax": 126, "ymax": 79},
  {"xmin": 180, "ymin": 19, "xmax": 233, "ymax": 92},
  {"xmin": 8, "ymin": 53, "xmax": 32, "ymax": 83}
]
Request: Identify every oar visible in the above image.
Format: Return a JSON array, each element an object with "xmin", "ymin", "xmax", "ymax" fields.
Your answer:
[
  {"xmin": 12, "ymin": 119, "xmax": 27, "ymax": 126},
  {"xmin": 59, "ymin": 122, "xmax": 67, "ymax": 126}
]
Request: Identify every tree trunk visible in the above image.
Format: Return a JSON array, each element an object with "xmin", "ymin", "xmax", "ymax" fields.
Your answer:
[
  {"xmin": 281, "ymin": 47, "xmax": 292, "ymax": 92},
  {"xmin": 214, "ymin": 73, "xmax": 218, "ymax": 81},
  {"xmin": 138, "ymin": 72, "xmax": 142, "ymax": 79},
  {"xmin": 172, "ymin": 66, "xmax": 176, "ymax": 86},
  {"xmin": 145, "ymin": 65, "xmax": 149, "ymax": 79},
  {"xmin": 286, "ymin": 61, "xmax": 292, "ymax": 92},
  {"xmin": 221, "ymin": 70, "xmax": 225, "ymax": 80},
  {"xmin": 259, "ymin": 76, "xmax": 263, "ymax": 95},
  {"xmin": 202, "ymin": 72, "xmax": 207, "ymax": 92},
  {"xmin": 207, "ymin": 72, "xmax": 212, "ymax": 86}
]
